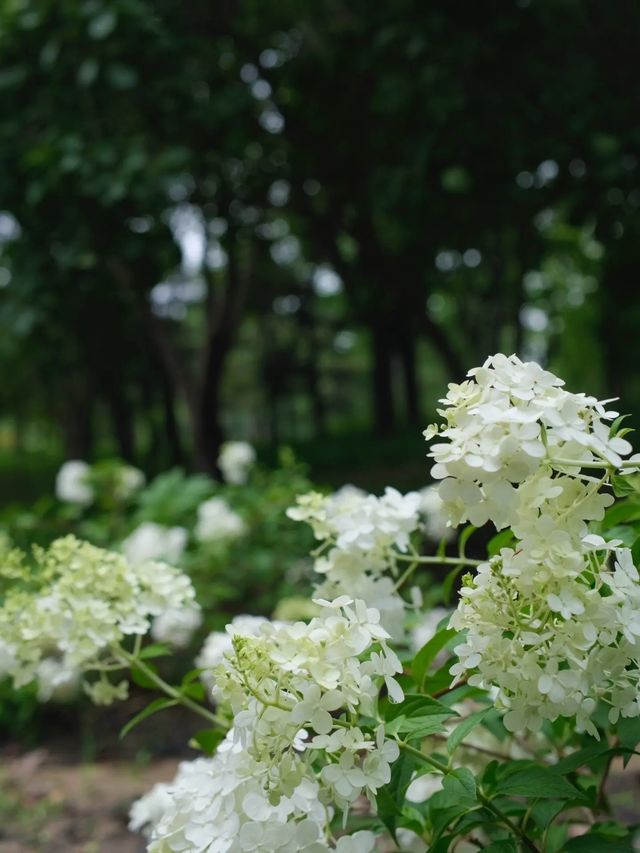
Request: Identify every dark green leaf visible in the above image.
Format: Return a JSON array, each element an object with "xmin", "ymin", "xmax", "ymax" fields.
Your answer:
[
  {"xmin": 494, "ymin": 765, "xmax": 581, "ymax": 800},
  {"xmin": 447, "ymin": 707, "xmax": 492, "ymax": 754},
  {"xmin": 190, "ymin": 728, "xmax": 225, "ymax": 755},
  {"xmin": 130, "ymin": 662, "xmax": 160, "ymax": 690},
  {"xmin": 412, "ymin": 627, "xmax": 457, "ymax": 688},
  {"xmin": 181, "ymin": 682, "xmax": 205, "ymax": 702},
  {"xmin": 483, "ymin": 842, "xmax": 518, "ymax": 853},
  {"xmin": 385, "ymin": 693, "xmax": 454, "ymax": 722},
  {"xmin": 554, "ymin": 741, "xmax": 610, "ymax": 774},
  {"xmin": 617, "ymin": 715, "xmax": 640, "ymax": 760},
  {"xmin": 386, "ymin": 713, "xmax": 450, "ymax": 739}
]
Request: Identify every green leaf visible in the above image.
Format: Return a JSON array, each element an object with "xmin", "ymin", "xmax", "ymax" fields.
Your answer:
[
  {"xmin": 530, "ymin": 799, "xmax": 568, "ymax": 830},
  {"xmin": 180, "ymin": 668, "xmax": 205, "ymax": 686},
  {"xmin": 602, "ymin": 500, "xmax": 640, "ymax": 527},
  {"xmin": 617, "ymin": 715, "xmax": 640, "ymax": 759},
  {"xmin": 609, "ymin": 414, "xmax": 631, "ymax": 438},
  {"xmin": 120, "ymin": 697, "xmax": 178, "ymax": 739},
  {"xmin": 611, "ymin": 474, "xmax": 640, "ymax": 498},
  {"xmin": 494, "ymin": 765, "xmax": 581, "ymax": 800},
  {"xmin": 386, "ymin": 713, "xmax": 450, "ymax": 739},
  {"xmin": 447, "ymin": 707, "xmax": 492, "ymax": 755},
  {"xmin": 385, "ymin": 693, "xmax": 454, "ymax": 722},
  {"xmin": 602, "ymin": 525, "xmax": 637, "ymax": 547},
  {"xmin": 443, "ymin": 766, "xmax": 476, "ymax": 802},
  {"xmin": 139, "ymin": 642, "xmax": 171, "ymax": 660},
  {"xmin": 190, "ymin": 728, "xmax": 225, "ymax": 755},
  {"xmin": 553, "ymin": 740, "xmax": 610, "ymax": 774},
  {"xmin": 412, "ymin": 627, "xmax": 457, "ymax": 688},
  {"xmin": 181, "ymin": 682, "xmax": 205, "ymax": 702},
  {"xmin": 130, "ymin": 661, "xmax": 160, "ymax": 690},
  {"xmin": 483, "ymin": 842, "xmax": 518, "ymax": 853},
  {"xmin": 428, "ymin": 768, "xmax": 480, "ymax": 839}
]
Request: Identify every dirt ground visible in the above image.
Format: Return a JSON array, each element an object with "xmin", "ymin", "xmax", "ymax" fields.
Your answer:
[
  {"xmin": 1, "ymin": 711, "xmax": 640, "ymax": 852},
  {"xmin": 0, "ymin": 697, "xmax": 202, "ymax": 852},
  {"xmin": 0, "ymin": 750, "xmax": 179, "ymax": 852}
]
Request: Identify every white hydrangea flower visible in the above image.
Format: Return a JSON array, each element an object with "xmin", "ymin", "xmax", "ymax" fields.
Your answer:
[
  {"xmin": 55, "ymin": 460, "xmax": 94, "ymax": 505},
  {"xmin": 218, "ymin": 441, "xmax": 256, "ymax": 485},
  {"xmin": 133, "ymin": 736, "xmax": 329, "ymax": 853},
  {"xmin": 426, "ymin": 353, "xmax": 629, "ymax": 531},
  {"xmin": 334, "ymin": 832, "xmax": 377, "ymax": 853},
  {"xmin": 419, "ymin": 485, "xmax": 455, "ymax": 542},
  {"xmin": 450, "ymin": 546, "xmax": 640, "ymax": 736},
  {"xmin": 287, "ymin": 487, "xmax": 422, "ymax": 639},
  {"xmin": 195, "ymin": 615, "xmax": 277, "ymax": 695},
  {"xmin": 115, "ymin": 465, "xmax": 146, "ymax": 500},
  {"xmin": 122, "ymin": 522, "xmax": 188, "ymax": 565},
  {"xmin": 288, "ymin": 487, "xmax": 421, "ymax": 558},
  {"xmin": 35, "ymin": 657, "xmax": 80, "ymax": 702},
  {"xmin": 0, "ymin": 536, "xmax": 198, "ymax": 703},
  {"xmin": 151, "ymin": 604, "xmax": 203, "ymax": 648},
  {"xmin": 129, "ymin": 776, "xmax": 175, "ymax": 838},
  {"xmin": 425, "ymin": 354, "xmax": 640, "ymax": 737},
  {"xmin": 314, "ymin": 571, "xmax": 406, "ymax": 641},
  {"xmin": 195, "ymin": 497, "xmax": 246, "ymax": 543},
  {"xmin": 211, "ymin": 599, "xmax": 403, "ymax": 812}
]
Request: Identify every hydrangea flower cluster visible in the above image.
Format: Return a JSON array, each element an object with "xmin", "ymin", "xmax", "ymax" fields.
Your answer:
[
  {"xmin": 55, "ymin": 460, "xmax": 94, "ymax": 505},
  {"xmin": 418, "ymin": 485, "xmax": 455, "ymax": 543},
  {"xmin": 122, "ymin": 521, "xmax": 188, "ymax": 565},
  {"xmin": 131, "ymin": 741, "xmax": 377, "ymax": 852},
  {"xmin": 195, "ymin": 497, "xmax": 246, "ymax": 543},
  {"xmin": 0, "ymin": 535, "xmax": 199, "ymax": 704},
  {"xmin": 427, "ymin": 354, "xmax": 640, "ymax": 734},
  {"xmin": 218, "ymin": 441, "xmax": 256, "ymax": 485},
  {"xmin": 287, "ymin": 487, "xmax": 422, "ymax": 638},
  {"xmin": 142, "ymin": 598, "xmax": 402, "ymax": 850},
  {"xmin": 426, "ymin": 352, "xmax": 633, "ymax": 530},
  {"xmin": 195, "ymin": 615, "xmax": 278, "ymax": 695},
  {"xmin": 55, "ymin": 459, "xmax": 145, "ymax": 505}
]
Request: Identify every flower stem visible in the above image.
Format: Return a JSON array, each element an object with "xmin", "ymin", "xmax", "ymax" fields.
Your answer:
[
  {"xmin": 548, "ymin": 457, "xmax": 637, "ymax": 471},
  {"xmin": 394, "ymin": 554, "xmax": 482, "ymax": 567},
  {"xmin": 121, "ymin": 650, "xmax": 224, "ymax": 728}
]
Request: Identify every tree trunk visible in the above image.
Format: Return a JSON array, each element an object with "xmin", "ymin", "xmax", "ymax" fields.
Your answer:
[
  {"xmin": 371, "ymin": 320, "xmax": 396, "ymax": 435},
  {"xmin": 398, "ymin": 329, "xmax": 420, "ymax": 426},
  {"xmin": 105, "ymin": 385, "xmax": 135, "ymax": 462},
  {"xmin": 60, "ymin": 378, "xmax": 94, "ymax": 459}
]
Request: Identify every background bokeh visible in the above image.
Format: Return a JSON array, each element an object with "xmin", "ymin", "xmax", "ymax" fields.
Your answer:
[
  {"xmin": 1, "ymin": 0, "xmax": 640, "ymax": 500},
  {"xmin": 2, "ymin": 4, "xmax": 640, "ymax": 848}
]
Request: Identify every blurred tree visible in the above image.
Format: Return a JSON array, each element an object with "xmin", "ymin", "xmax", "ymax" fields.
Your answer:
[{"xmin": 1, "ymin": 0, "xmax": 640, "ymax": 472}]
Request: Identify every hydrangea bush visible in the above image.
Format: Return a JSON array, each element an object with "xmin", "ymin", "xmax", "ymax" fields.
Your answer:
[{"xmin": 5, "ymin": 354, "xmax": 640, "ymax": 851}]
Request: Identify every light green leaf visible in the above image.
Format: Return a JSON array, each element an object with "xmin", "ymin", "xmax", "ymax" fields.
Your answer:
[{"xmin": 120, "ymin": 697, "xmax": 178, "ymax": 739}]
